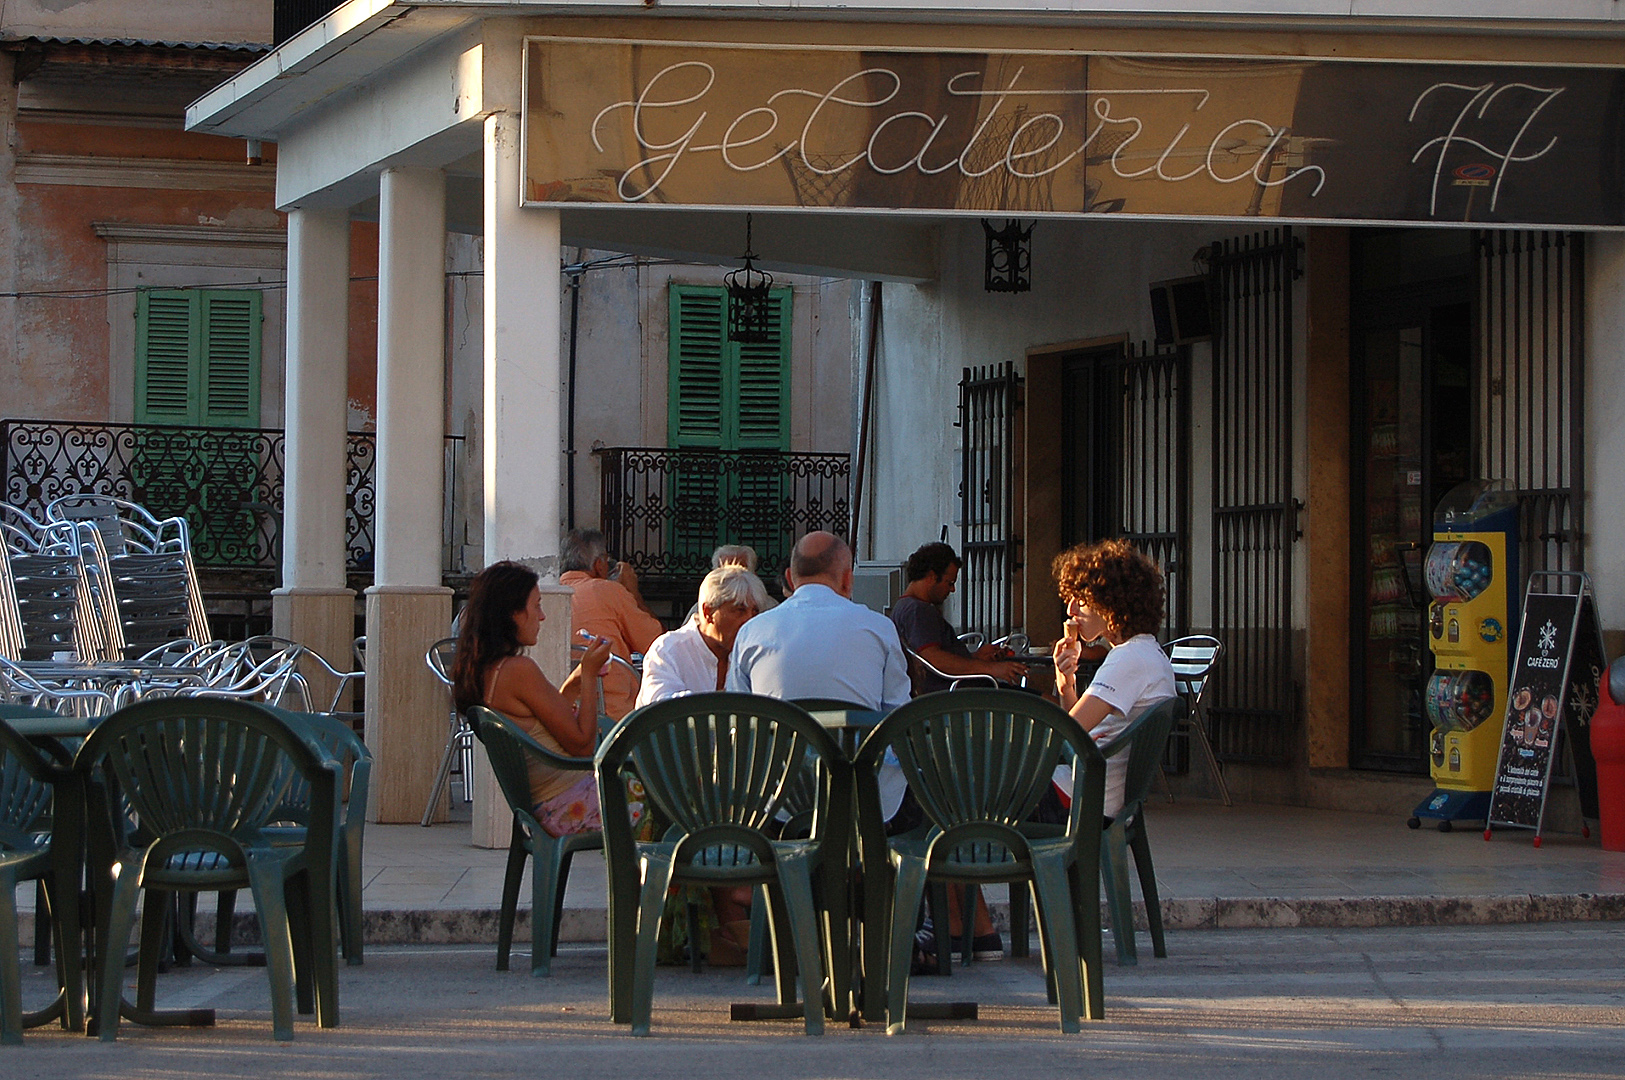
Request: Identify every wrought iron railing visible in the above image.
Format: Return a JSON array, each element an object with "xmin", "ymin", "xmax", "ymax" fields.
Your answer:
[
  {"xmin": 595, "ymin": 446, "xmax": 851, "ymax": 595},
  {"xmin": 1, "ymin": 419, "xmax": 469, "ymax": 574}
]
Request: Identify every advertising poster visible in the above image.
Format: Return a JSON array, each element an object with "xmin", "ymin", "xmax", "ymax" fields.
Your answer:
[{"xmin": 1489, "ymin": 586, "xmax": 1604, "ymax": 831}]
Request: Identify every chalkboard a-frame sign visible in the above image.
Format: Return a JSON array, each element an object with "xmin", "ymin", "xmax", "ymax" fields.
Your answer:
[{"xmin": 1486, "ymin": 571, "xmax": 1605, "ymax": 846}]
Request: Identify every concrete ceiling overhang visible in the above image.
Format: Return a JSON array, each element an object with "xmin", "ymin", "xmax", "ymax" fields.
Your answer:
[{"xmin": 185, "ymin": 0, "xmax": 1625, "ymax": 281}]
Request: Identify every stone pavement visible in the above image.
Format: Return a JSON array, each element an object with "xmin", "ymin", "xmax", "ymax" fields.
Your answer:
[
  {"xmin": 11, "ymin": 924, "xmax": 1625, "ymax": 1077},
  {"xmin": 351, "ymin": 799, "xmax": 1625, "ymax": 945}
]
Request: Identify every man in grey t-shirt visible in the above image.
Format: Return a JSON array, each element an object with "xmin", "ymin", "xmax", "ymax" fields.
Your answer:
[{"xmin": 891, "ymin": 542, "xmax": 1027, "ymax": 696}]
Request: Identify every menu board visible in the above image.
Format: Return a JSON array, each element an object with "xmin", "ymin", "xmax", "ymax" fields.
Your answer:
[{"xmin": 1488, "ymin": 582, "xmax": 1605, "ymax": 833}]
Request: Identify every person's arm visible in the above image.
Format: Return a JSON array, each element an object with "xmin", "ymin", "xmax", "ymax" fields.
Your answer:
[
  {"xmin": 1053, "ymin": 633, "xmax": 1083, "ymax": 709},
  {"xmin": 915, "ymin": 643, "xmax": 1028, "ymax": 684},
  {"xmin": 613, "ymin": 561, "xmax": 659, "ymax": 619},
  {"xmin": 634, "ymin": 634, "xmax": 691, "ymax": 707},
  {"xmin": 611, "ymin": 577, "xmax": 666, "ymax": 653},
  {"xmin": 880, "ymin": 628, "xmax": 914, "ymax": 710},
  {"xmin": 494, "ymin": 643, "xmax": 608, "ymax": 758},
  {"xmin": 1067, "ymin": 692, "xmax": 1121, "ymax": 738}
]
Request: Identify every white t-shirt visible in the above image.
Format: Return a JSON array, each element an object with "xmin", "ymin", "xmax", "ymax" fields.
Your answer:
[{"xmin": 1075, "ymin": 634, "xmax": 1177, "ymax": 818}]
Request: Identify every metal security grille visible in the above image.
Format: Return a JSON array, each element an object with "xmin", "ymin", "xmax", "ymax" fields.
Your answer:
[
  {"xmin": 959, "ymin": 363, "xmax": 1020, "ymax": 640},
  {"xmin": 1060, "ymin": 343, "xmax": 1189, "ymax": 638},
  {"xmin": 1116, "ymin": 343, "xmax": 1190, "ymax": 637},
  {"xmin": 1209, "ymin": 227, "xmax": 1303, "ymax": 766},
  {"xmin": 1473, "ymin": 231, "xmax": 1585, "ymax": 582}
]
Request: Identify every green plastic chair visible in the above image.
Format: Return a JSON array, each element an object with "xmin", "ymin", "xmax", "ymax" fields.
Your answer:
[
  {"xmin": 466, "ymin": 704, "xmax": 603, "ymax": 978},
  {"xmin": 596, "ymin": 692, "xmax": 853, "ymax": 1036},
  {"xmin": 192, "ymin": 708, "xmax": 371, "ymax": 969},
  {"xmin": 852, "ymin": 689, "xmax": 1109, "ymax": 1034},
  {"xmin": 75, "ymin": 697, "xmax": 340, "ymax": 1042},
  {"xmin": 1007, "ymin": 697, "xmax": 1182, "ymax": 967},
  {"xmin": 1101, "ymin": 697, "xmax": 1180, "ymax": 965},
  {"xmin": 0, "ymin": 710, "xmax": 87, "ymax": 1044},
  {"xmin": 740, "ymin": 697, "xmax": 867, "ymax": 987}
]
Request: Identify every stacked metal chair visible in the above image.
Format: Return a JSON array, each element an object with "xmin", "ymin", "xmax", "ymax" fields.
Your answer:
[{"xmin": 46, "ymin": 496, "xmax": 210, "ymax": 660}]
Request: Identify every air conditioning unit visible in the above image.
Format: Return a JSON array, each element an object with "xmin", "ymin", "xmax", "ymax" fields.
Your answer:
[{"xmin": 850, "ymin": 563, "xmax": 904, "ymax": 615}]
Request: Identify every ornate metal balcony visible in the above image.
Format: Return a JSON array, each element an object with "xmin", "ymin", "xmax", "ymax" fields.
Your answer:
[
  {"xmin": 1, "ymin": 418, "xmax": 468, "ymax": 574},
  {"xmin": 595, "ymin": 445, "xmax": 851, "ymax": 605}
]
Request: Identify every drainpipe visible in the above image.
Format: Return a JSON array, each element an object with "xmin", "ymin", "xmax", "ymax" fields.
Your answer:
[
  {"xmin": 850, "ymin": 280, "xmax": 881, "ymax": 559},
  {"xmin": 564, "ymin": 254, "xmax": 584, "ymax": 528}
]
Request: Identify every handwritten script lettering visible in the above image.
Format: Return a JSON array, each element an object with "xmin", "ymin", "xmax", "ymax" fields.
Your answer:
[
  {"xmin": 1409, "ymin": 81, "xmax": 1564, "ymax": 215},
  {"xmin": 589, "ymin": 61, "xmax": 1327, "ymax": 203}
]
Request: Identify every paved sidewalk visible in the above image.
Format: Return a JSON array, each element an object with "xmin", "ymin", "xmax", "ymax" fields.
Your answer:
[
  {"xmin": 351, "ymin": 800, "xmax": 1625, "ymax": 944},
  {"xmin": 13, "ymin": 925, "xmax": 1625, "ymax": 1077}
]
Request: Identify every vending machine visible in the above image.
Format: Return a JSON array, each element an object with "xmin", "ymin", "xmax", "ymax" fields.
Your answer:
[{"xmin": 1410, "ymin": 481, "xmax": 1519, "ymax": 831}]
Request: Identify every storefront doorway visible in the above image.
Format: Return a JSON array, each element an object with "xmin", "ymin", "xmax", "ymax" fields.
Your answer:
[{"xmin": 1349, "ymin": 230, "xmax": 1474, "ymax": 772}]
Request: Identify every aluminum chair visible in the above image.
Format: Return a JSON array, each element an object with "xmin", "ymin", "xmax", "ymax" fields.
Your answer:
[
  {"xmin": 902, "ymin": 644, "xmax": 998, "ymax": 691},
  {"xmin": 422, "ymin": 637, "xmax": 474, "ymax": 826},
  {"xmin": 1161, "ymin": 636, "xmax": 1230, "ymax": 806}
]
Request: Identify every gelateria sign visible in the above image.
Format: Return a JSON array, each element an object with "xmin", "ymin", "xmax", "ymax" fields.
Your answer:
[{"xmin": 522, "ymin": 38, "xmax": 1625, "ymax": 226}]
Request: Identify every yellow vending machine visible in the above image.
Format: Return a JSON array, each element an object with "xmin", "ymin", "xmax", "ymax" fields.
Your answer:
[{"xmin": 1410, "ymin": 481, "xmax": 1519, "ymax": 831}]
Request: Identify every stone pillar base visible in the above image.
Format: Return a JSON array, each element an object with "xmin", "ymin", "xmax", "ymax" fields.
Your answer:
[
  {"xmin": 470, "ymin": 582, "xmax": 574, "ymax": 848},
  {"xmin": 272, "ymin": 587, "xmax": 359, "ymax": 712},
  {"xmin": 365, "ymin": 585, "xmax": 454, "ymax": 823}
]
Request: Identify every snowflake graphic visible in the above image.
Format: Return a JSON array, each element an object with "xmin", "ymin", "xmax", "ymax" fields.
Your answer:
[{"xmin": 1538, "ymin": 620, "xmax": 1558, "ymax": 652}]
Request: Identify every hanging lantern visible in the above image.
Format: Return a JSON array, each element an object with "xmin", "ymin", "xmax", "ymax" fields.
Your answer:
[
  {"xmin": 982, "ymin": 218, "xmax": 1033, "ymax": 293},
  {"xmin": 725, "ymin": 214, "xmax": 775, "ymax": 343}
]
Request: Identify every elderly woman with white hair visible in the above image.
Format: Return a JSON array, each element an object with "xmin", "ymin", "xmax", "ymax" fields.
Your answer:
[{"xmin": 635, "ymin": 564, "xmax": 770, "ymax": 707}]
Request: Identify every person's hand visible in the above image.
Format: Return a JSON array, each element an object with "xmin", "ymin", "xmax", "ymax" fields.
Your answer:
[
  {"xmin": 1052, "ymin": 633, "xmax": 1081, "ymax": 679},
  {"xmin": 990, "ymin": 659, "xmax": 1029, "ymax": 683},
  {"xmin": 614, "ymin": 561, "xmax": 639, "ymax": 594},
  {"xmin": 578, "ymin": 631, "xmax": 613, "ymax": 674}
]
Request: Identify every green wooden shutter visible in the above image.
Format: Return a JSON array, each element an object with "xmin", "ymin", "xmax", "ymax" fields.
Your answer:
[
  {"xmin": 199, "ymin": 290, "xmax": 261, "ymax": 428},
  {"xmin": 731, "ymin": 287, "xmax": 791, "ymax": 451},
  {"xmin": 135, "ymin": 290, "xmax": 200, "ymax": 424},
  {"xmin": 668, "ymin": 286, "xmax": 728, "ymax": 563},
  {"xmin": 134, "ymin": 288, "xmax": 262, "ymax": 427},
  {"xmin": 668, "ymin": 286, "xmax": 726, "ymax": 448}
]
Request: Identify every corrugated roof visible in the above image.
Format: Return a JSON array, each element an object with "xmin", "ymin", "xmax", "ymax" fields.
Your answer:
[{"xmin": 4, "ymin": 35, "xmax": 270, "ymax": 54}]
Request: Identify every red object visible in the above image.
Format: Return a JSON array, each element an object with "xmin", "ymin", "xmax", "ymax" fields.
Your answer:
[{"xmin": 1590, "ymin": 661, "xmax": 1625, "ymax": 852}]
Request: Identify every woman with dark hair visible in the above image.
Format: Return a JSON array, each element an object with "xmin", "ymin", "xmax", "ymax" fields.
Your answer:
[
  {"xmin": 1050, "ymin": 538, "xmax": 1177, "ymax": 817},
  {"xmin": 452, "ymin": 560, "xmax": 613, "ymax": 836}
]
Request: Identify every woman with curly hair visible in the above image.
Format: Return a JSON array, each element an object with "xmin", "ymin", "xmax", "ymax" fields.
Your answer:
[
  {"xmin": 452, "ymin": 560, "xmax": 613, "ymax": 836},
  {"xmin": 1050, "ymin": 538, "xmax": 1177, "ymax": 817}
]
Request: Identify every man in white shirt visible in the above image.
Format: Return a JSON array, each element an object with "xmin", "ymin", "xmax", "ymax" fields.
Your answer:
[{"xmin": 726, "ymin": 531, "xmax": 911, "ymax": 712}]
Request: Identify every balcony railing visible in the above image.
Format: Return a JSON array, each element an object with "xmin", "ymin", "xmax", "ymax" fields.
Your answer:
[
  {"xmin": 595, "ymin": 446, "xmax": 851, "ymax": 603},
  {"xmin": 1, "ymin": 418, "xmax": 469, "ymax": 574}
]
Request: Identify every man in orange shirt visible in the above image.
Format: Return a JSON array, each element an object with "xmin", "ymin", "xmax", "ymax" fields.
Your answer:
[{"xmin": 558, "ymin": 528, "xmax": 665, "ymax": 720}]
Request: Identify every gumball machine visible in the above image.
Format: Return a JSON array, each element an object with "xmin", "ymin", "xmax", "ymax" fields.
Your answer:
[{"xmin": 1410, "ymin": 481, "xmax": 1519, "ymax": 831}]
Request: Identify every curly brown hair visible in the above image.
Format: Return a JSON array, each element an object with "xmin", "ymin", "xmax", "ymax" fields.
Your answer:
[{"xmin": 1051, "ymin": 538, "xmax": 1165, "ymax": 640}]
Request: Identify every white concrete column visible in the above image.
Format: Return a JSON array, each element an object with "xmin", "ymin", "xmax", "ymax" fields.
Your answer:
[
  {"xmin": 273, "ymin": 206, "xmax": 358, "ymax": 707},
  {"xmin": 367, "ymin": 167, "xmax": 453, "ymax": 823},
  {"xmin": 468, "ymin": 111, "xmax": 567, "ymax": 847},
  {"xmin": 483, "ymin": 110, "xmax": 562, "ymax": 568},
  {"xmin": 376, "ymin": 167, "xmax": 449, "ymax": 587}
]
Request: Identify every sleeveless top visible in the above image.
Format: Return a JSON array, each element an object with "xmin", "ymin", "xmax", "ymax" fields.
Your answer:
[{"xmin": 486, "ymin": 657, "xmax": 586, "ymax": 805}]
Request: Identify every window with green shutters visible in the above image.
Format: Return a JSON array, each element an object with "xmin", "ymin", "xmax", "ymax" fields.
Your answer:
[
  {"xmin": 131, "ymin": 288, "xmax": 265, "ymax": 555},
  {"xmin": 134, "ymin": 289, "xmax": 263, "ymax": 428},
  {"xmin": 667, "ymin": 284, "xmax": 792, "ymax": 564}
]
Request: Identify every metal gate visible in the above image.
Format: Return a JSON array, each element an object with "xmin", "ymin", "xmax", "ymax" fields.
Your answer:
[
  {"xmin": 1209, "ymin": 227, "xmax": 1303, "ymax": 766},
  {"xmin": 1473, "ymin": 231, "xmax": 1585, "ymax": 581},
  {"xmin": 958, "ymin": 363, "xmax": 1020, "ymax": 641},
  {"xmin": 1061, "ymin": 343, "xmax": 1190, "ymax": 638}
]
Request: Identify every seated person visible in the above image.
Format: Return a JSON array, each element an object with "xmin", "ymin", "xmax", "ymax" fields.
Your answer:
[
  {"xmin": 1050, "ymin": 538, "xmax": 1177, "ymax": 820},
  {"xmin": 451, "ymin": 560, "xmax": 613, "ymax": 837},
  {"xmin": 636, "ymin": 564, "xmax": 769, "ymax": 706},
  {"xmin": 683, "ymin": 544, "xmax": 778, "ymax": 623},
  {"xmin": 891, "ymin": 541, "xmax": 1028, "ymax": 695},
  {"xmin": 558, "ymin": 528, "xmax": 665, "ymax": 722}
]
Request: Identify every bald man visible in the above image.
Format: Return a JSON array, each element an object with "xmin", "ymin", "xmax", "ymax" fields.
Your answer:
[{"xmin": 725, "ymin": 531, "xmax": 911, "ymax": 711}]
